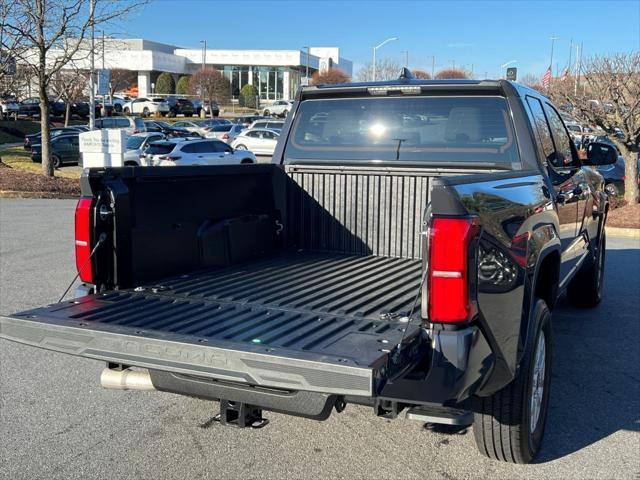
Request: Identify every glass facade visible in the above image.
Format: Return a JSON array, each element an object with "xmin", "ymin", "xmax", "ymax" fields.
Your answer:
[{"xmin": 221, "ymin": 65, "xmax": 296, "ymax": 101}]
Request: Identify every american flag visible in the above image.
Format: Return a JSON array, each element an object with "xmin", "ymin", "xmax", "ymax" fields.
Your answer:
[{"xmin": 541, "ymin": 67, "xmax": 552, "ymax": 88}]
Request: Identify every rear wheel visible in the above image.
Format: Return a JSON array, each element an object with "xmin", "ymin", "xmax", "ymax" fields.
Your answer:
[
  {"xmin": 142, "ymin": 107, "xmax": 150, "ymax": 118},
  {"xmin": 123, "ymin": 107, "xmax": 130, "ymax": 116},
  {"xmin": 472, "ymin": 299, "xmax": 553, "ymax": 463},
  {"xmin": 567, "ymin": 231, "xmax": 606, "ymax": 307},
  {"xmin": 235, "ymin": 144, "xmax": 247, "ymax": 150},
  {"xmin": 263, "ymin": 110, "xmax": 270, "ymax": 117},
  {"xmin": 51, "ymin": 155, "xmax": 62, "ymax": 169},
  {"xmin": 604, "ymin": 183, "xmax": 619, "ymax": 197}
]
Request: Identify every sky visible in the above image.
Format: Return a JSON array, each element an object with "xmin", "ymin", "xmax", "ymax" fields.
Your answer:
[{"xmin": 120, "ymin": 0, "xmax": 640, "ymax": 80}]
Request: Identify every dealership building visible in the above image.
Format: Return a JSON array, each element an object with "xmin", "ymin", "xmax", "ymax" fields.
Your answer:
[{"xmin": 63, "ymin": 38, "xmax": 353, "ymax": 102}]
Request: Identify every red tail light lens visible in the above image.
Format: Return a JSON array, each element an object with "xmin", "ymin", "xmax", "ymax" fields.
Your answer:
[
  {"xmin": 222, "ymin": 133, "xmax": 229, "ymax": 140},
  {"xmin": 158, "ymin": 155, "xmax": 181, "ymax": 161},
  {"xmin": 75, "ymin": 197, "xmax": 94, "ymax": 283},
  {"xmin": 428, "ymin": 217, "xmax": 480, "ymax": 323}
]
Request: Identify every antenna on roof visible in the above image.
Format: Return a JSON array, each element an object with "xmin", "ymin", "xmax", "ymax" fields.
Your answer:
[{"xmin": 399, "ymin": 67, "xmax": 414, "ymax": 80}]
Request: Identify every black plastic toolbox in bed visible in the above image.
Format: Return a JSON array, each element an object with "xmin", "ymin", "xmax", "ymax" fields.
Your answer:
[{"xmin": 0, "ymin": 251, "xmax": 424, "ymax": 397}]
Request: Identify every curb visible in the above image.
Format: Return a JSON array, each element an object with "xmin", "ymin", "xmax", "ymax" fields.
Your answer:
[
  {"xmin": 0, "ymin": 190, "xmax": 78, "ymax": 200},
  {"xmin": 606, "ymin": 226, "xmax": 640, "ymax": 240}
]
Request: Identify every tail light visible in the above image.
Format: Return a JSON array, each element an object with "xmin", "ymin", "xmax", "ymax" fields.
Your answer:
[
  {"xmin": 133, "ymin": 129, "xmax": 140, "ymax": 134},
  {"xmin": 75, "ymin": 197, "xmax": 94, "ymax": 283},
  {"xmin": 428, "ymin": 217, "xmax": 480, "ymax": 323},
  {"xmin": 222, "ymin": 133, "xmax": 229, "ymax": 140},
  {"xmin": 158, "ymin": 155, "xmax": 181, "ymax": 161}
]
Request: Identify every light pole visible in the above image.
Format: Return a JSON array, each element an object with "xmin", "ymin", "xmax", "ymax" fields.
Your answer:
[
  {"xmin": 372, "ymin": 36, "xmax": 398, "ymax": 81},
  {"xmin": 200, "ymin": 40, "xmax": 207, "ymax": 117},
  {"xmin": 426, "ymin": 56, "xmax": 435, "ymax": 77},
  {"xmin": 302, "ymin": 46, "xmax": 310, "ymax": 84},
  {"xmin": 88, "ymin": 0, "xmax": 95, "ymax": 130},
  {"xmin": 500, "ymin": 60, "xmax": 517, "ymax": 79}
]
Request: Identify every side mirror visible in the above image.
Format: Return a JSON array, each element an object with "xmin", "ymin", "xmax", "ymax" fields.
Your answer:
[{"xmin": 585, "ymin": 142, "xmax": 618, "ymax": 166}]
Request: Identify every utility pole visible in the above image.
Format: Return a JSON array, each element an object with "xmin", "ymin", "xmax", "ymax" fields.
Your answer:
[
  {"xmin": 568, "ymin": 38, "xmax": 573, "ymax": 76},
  {"xmin": 200, "ymin": 40, "xmax": 206, "ymax": 117},
  {"xmin": 88, "ymin": 0, "xmax": 95, "ymax": 130},
  {"xmin": 401, "ymin": 50, "xmax": 409, "ymax": 68}
]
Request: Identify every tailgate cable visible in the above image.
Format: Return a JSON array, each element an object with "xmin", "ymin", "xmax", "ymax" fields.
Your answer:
[
  {"xmin": 391, "ymin": 267, "xmax": 429, "ymax": 361},
  {"xmin": 57, "ymin": 233, "xmax": 107, "ymax": 302}
]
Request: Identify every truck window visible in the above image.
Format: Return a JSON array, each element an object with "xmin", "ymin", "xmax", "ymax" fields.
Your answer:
[
  {"xmin": 544, "ymin": 103, "xmax": 577, "ymax": 168},
  {"xmin": 526, "ymin": 97, "xmax": 555, "ymax": 164},
  {"xmin": 285, "ymin": 96, "xmax": 519, "ymax": 165}
]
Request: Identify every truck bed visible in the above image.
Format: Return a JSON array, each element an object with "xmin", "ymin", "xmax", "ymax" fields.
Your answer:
[{"xmin": 1, "ymin": 251, "xmax": 423, "ymax": 397}]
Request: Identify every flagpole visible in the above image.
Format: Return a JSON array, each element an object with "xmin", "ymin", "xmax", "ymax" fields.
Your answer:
[
  {"xmin": 568, "ymin": 38, "xmax": 573, "ymax": 76},
  {"xmin": 548, "ymin": 35, "xmax": 557, "ymax": 92}
]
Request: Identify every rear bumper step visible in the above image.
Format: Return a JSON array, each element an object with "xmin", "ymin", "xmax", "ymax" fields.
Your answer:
[{"xmin": 0, "ymin": 315, "xmax": 374, "ymax": 397}]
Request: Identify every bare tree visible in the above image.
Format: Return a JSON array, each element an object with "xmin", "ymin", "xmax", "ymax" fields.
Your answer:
[
  {"xmin": 549, "ymin": 53, "xmax": 639, "ymax": 204},
  {"xmin": 311, "ymin": 68, "xmax": 350, "ymax": 85},
  {"xmin": 412, "ymin": 69, "xmax": 431, "ymax": 79},
  {"xmin": 1, "ymin": 0, "xmax": 147, "ymax": 177},
  {"xmin": 188, "ymin": 69, "xmax": 231, "ymax": 117},
  {"xmin": 51, "ymin": 65, "xmax": 88, "ymax": 125},
  {"xmin": 357, "ymin": 59, "xmax": 401, "ymax": 81},
  {"xmin": 0, "ymin": 0, "xmax": 25, "ymax": 89},
  {"xmin": 108, "ymin": 67, "xmax": 136, "ymax": 97},
  {"xmin": 520, "ymin": 73, "xmax": 539, "ymax": 87},
  {"xmin": 435, "ymin": 69, "xmax": 469, "ymax": 79}
]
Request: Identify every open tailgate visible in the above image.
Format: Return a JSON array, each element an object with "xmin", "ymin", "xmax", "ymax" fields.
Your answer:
[{"xmin": 0, "ymin": 287, "xmax": 422, "ymax": 397}]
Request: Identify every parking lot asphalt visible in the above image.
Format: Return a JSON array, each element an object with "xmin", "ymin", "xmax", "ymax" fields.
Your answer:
[{"xmin": 1, "ymin": 198, "xmax": 639, "ymax": 480}]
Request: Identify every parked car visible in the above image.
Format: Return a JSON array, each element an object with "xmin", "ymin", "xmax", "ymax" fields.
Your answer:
[
  {"xmin": 193, "ymin": 99, "xmax": 220, "ymax": 117},
  {"xmin": 123, "ymin": 132, "xmax": 166, "ymax": 166},
  {"xmin": 111, "ymin": 95, "xmax": 129, "ymax": 113},
  {"xmin": 200, "ymin": 118, "xmax": 232, "ymax": 126},
  {"xmin": 0, "ymin": 97, "xmax": 20, "ymax": 119},
  {"xmin": 122, "ymin": 97, "xmax": 170, "ymax": 117},
  {"xmin": 233, "ymin": 115, "xmax": 265, "ymax": 127},
  {"xmin": 246, "ymin": 119, "xmax": 284, "ymax": 132},
  {"xmin": 222, "ymin": 124, "xmax": 247, "ymax": 143},
  {"xmin": 24, "ymin": 127, "xmax": 83, "ymax": 150},
  {"xmin": 588, "ymin": 135, "xmax": 640, "ymax": 196},
  {"xmin": 2, "ymin": 77, "xmax": 618, "ymax": 465},
  {"xmin": 203, "ymin": 123, "xmax": 234, "ymax": 140},
  {"xmin": 144, "ymin": 120, "xmax": 199, "ymax": 138},
  {"xmin": 30, "ymin": 133, "xmax": 80, "ymax": 168},
  {"xmin": 171, "ymin": 120, "xmax": 207, "ymax": 135},
  {"xmin": 262, "ymin": 100, "xmax": 292, "ymax": 117},
  {"xmin": 165, "ymin": 97, "xmax": 195, "ymax": 117},
  {"xmin": 230, "ymin": 128, "xmax": 279, "ymax": 155},
  {"xmin": 141, "ymin": 138, "xmax": 256, "ymax": 166},
  {"xmin": 95, "ymin": 116, "xmax": 146, "ymax": 134},
  {"xmin": 18, "ymin": 98, "xmax": 66, "ymax": 118}
]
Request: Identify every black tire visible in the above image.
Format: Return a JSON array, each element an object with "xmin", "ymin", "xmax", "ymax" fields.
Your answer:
[
  {"xmin": 240, "ymin": 158, "xmax": 253, "ymax": 164},
  {"xmin": 473, "ymin": 299, "xmax": 553, "ymax": 464},
  {"xmin": 51, "ymin": 155, "xmax": 62, "ymax": 169},
  {"xmin": 142, "ymin": 107, "xmax": 150, "ymax": 118},
  {"xmin": 604, "ymin": 183, "xmax": 619, "ymax": 197},
  {"xmin": 263, "ymin": 110, "xmax": 270, "ymax": 117},
  {"xmin": 235, "ymin": 144, "xmax": 247, "ymax": 150},
  {"xmin": 567, "ymin": 231, "xmax": 606, "ymax": 307},
  {"xmin": 123, "ymin": 107, "xmax": 130, "ymax": 116}
]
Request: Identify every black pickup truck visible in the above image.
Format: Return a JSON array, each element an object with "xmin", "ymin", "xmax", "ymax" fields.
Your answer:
[{"xmin": 0, "ymin": 75, "xmax": 618, "ymax": 463}]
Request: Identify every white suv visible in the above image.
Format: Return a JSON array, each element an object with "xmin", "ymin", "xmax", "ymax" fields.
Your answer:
[
  {"xmin": 0, "ymin": 98, "xmax": 19, "ymax": 119},
  {"xmin": 262, "ymin": 100, "xmax": 292, "ymax": 118},
  {"xmin": 142, "ymin": 139, "xmax": 256, "ymax": 167},
  {"xmin": 123, "ymin": 97, "xmax": 170, "ymax": 117}
]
